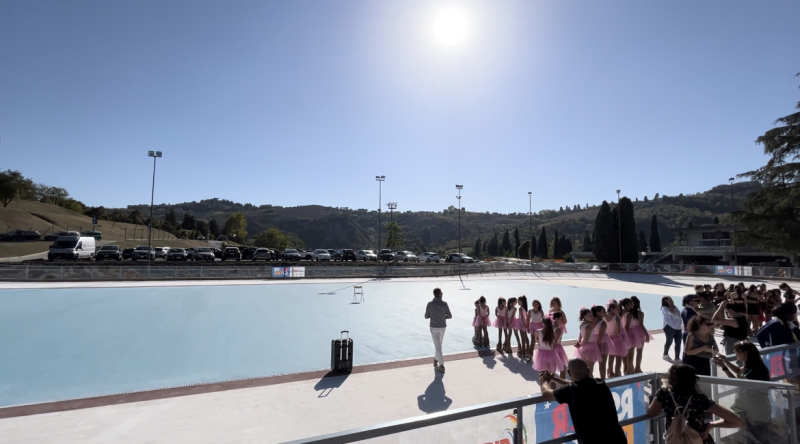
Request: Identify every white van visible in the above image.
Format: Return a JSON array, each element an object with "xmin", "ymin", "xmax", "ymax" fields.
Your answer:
[{"xmin": 48, "ymin": 236, "xmax": 96, "ymax": 260}]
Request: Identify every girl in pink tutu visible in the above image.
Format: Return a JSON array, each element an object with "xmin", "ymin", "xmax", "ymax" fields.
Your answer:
[
  {"xmin": 605, "ymin": 300, "xmax": 630, "ymax": 379},
  {"xmin": 591, "ymin": 305, "xmax": 611, "ymax": 380},
  {"xmin": 515, "ymin": 296, "xmax": 531, "ymax": 361},
  {"xmin": 573, "ymin": 308, "xmax": 602, "ymax": 377},
  {"xmin": 528, "ymin": 300, "xmax": 545, "ymax": 355},
  {"xmin": 532, "ymin": 317, "xmax": 564, "ymax": 374},
  {"xmin": 551, "ymin": 311, "xmax": 569, "ymax": 379},
  {"xmin": 471, "ymin": 300, "xmax": 480, "ymax": 346},
  {"xmin": 549, "ymin": 297, "xmax": 566, "ymax": 333},
  {"xmin": 504, "ymin": 297, "xmax": 518, "ymax": 354},
  {"xmin": 493, "ymin": 298, "xmax": 507, "ymax": 352},
  {"xmin": 472, "ymin": 296, "xmax": 491, "ymax": 347},
  {"xmin": 626, "ymin": 296, "xmax": 652, "ymax": 373}
]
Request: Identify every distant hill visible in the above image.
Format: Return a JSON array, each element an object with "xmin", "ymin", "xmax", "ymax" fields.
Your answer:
[{"xmin": 118, "ymin": 181, "xmax": 761, "ymax": 253}]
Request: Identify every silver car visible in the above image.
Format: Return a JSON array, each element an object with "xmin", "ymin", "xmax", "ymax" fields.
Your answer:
[
  {"xmin": 395, "ymin": 251, "xmax": 419, "ymax": 262},
  {"xmin": 155, "ymin": 247, "xmax": 171, "ymax": 259},
  {"xmin": 418, "ymin": 252, "xmax": 440, "ymax": 263},
  {"xmin": 355, "ymin": 250, "xmax": 378, "ymax": 261},
  {"xmin": 193, "ymin": 247, "xmax": 215, "ymax": 261}
]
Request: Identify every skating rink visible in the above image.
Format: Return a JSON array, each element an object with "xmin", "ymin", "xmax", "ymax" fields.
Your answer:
[{"xmin": 0, "ymin": 271, "xmax": 754, "ymax": 407}]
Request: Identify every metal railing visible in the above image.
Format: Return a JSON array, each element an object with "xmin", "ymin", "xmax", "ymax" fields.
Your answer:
[
  {"xmin": 281, "ymin": 372, "xmax": 797, "ymax": 444},
  {"xmin": 0, "ymin": 261, "xmax": 798, "ymax": 281}
]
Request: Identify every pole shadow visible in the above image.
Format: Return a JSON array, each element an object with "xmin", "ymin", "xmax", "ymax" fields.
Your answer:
[{"xmin": 417, "ymin": 371, "xmax": 453, "ymax": 413}]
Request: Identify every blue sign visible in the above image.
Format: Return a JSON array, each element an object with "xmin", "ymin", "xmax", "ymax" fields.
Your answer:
[
  {"xmin": 715, "ymin": 266, "xmax": 735, "ymax": 275},
  {"xmin": 92, "ymin": 216, "xmax": 98, "ymax": 224},
  {"xmin": 533, "ymin": 381, "xmax": 647, "ymax": 443}
]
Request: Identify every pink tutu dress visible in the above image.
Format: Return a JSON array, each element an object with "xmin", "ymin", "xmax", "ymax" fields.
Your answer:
[
  {"xmin": 607, "ymin": 315, "xmax": 630, "ymax": 357},
  {"xmin": 528, "ymin": 310, "xmax": 545, "ymax": 334},
  {"xmin": 533, "ymin": 330, "xmax": 565, "ymax": 373},
  {"xmin": 593, "ymin": 320, "xmax": 612, "ymax": 355},
  {"xmin": 573, "ymin": 322, "xmax": 602, "ymax": 362},
  {"xmin": 473, "ymin": 305, "xmax": 491, "ymax": 327},
  {"xmin": 553, "ymin": 327, "xmax": 569, "ymax": 368},
  {"xmin": 627, "ymin": 316, "xmax": 653, "ymax": 349},
  {"xmin": 513, "ymin": 308, "xmax": 528, "ymax": 331},
  {"xmin": 506, "ymin": 308, "xmax": 517, "ymax": 331},
  {"xmin": 548, "ymin": 310, "xmax": 567, "ymax": 333},
  {"xmin": 492, "ymin": 307, "xmax": 507, "ymax": 328}
]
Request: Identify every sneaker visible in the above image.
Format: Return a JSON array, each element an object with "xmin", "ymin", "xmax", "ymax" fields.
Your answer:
[
  {"xmin": 435, "ymin": 365, "xmax": 445, "ymax": 373},
  {"xmin": 433, "ymin": 359, "xmax": 439, "ymax": 367},
  {"xmin": 662, "ymin": 355, "xmax": 670, "ymax": 361}
]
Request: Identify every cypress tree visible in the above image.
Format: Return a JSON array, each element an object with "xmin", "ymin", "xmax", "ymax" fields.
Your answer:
[
  {"xmin": 592, "ymin": 201, "xmax": 617, "ymax": 262},
  {"xmin": 618, "ymin": 197, "xmax": 639, "ymax": 263},
  {"xmin": 513, "ymin": 228, "xmax": 520, "ymax": 258},
  {"xmin": 553, "ymin": 230, "xmax": 561, "ymax": 259},
  {"xmin": 519, "ymin": 240, "xmax": 531, "ymax": 259},
  {"xmin": 530, "ymin": 235, "xmax": 537, "ymax": 259},
  {"xmin": 611, "ymin": 206, "xmax": 621, "ymax": 262},
  {"xmin": 583, "ymin": 231, "xmax": 592, "ymax": 252},
  {"xmin": 537, "ymin": 226, "xmax": 549, "ymax": 259},
  {"xmin": 473, "ymin": 237, "xmax": 482, "ymax": 259},
  {"xmin": 566, "ymin": 238, "xmax": 573, "ymax": 254},
  {"xmin": 650, "ymin": 215, "xmax": 662, "ymax": 252},
  {"xmin": 637, "ymin": 230, "xmax": 648, "ymax": 253},
  {"xmin": 560, "ymin": 236, "xmax": 568, "ymax": 256},
  {"xmin": 502, "ymin": 230, "xmax": 512, "ymax": 254}
]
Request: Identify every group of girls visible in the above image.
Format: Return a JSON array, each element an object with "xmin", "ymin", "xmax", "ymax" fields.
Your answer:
[{"xmin": 572, "ymin": 296, "xmax": 652, "ymax": 379}]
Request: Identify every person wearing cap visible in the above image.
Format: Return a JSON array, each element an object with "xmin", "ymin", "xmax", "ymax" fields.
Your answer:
[{"xmin": 680, "ymin": 294, "xmax": 699, "ymax": 344}]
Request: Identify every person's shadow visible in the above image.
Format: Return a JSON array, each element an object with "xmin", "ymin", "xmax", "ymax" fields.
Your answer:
[{"xmin": 417, "ymin": 372, "xmax": 453, "ymax": 413}]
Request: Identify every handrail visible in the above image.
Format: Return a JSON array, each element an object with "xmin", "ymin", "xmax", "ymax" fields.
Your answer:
[{"xmin": 280, "ymin": 373, "xmax": 658, "ymax": 444}]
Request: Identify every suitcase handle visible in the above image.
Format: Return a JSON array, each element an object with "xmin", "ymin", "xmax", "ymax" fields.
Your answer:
[
  {"xmin": 340, "ymin": 331, "xmax": 349, "ymax": 361},
  {"xmin": 340, "ymin": 331, "xmax": 349, "ymax": 341}
]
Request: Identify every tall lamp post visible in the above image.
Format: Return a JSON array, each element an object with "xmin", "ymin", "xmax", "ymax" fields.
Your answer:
[
  {"xmin": 729, "ymin": 177, "xmax": 737, "ymax": 266},
  {"xmin": 528, "ymin": 191, "xmax": 532, "ymax": 249},
  {"xmin": 376, "ymin": 176, "xmax": 385, "ymax": 253},
  {"xmin": 456, "ymin": 185, "xmax": 463, "ymax": 254},
  {"xmin": 387, "ymin": 202, "xmax": 397, "ymax": 222},
  {"xmin": 147, "ymin": 151, "xmax": 163, "ymax": 267},
  {"xmin": 616, "ymin": 189, "xmax": 622, "ymax": 263}
]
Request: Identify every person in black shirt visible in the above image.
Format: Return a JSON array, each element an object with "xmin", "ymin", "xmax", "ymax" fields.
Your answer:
[
  {"xmin": 712, "ymin": 300, "xmax": 748, "ymax": 357},
  {"xmin": 680, "ymin": 294, "xmax": 699, "ymax": 344},
  {"xmin": 713, "ymin": 340, "xmax": 770, "ymax": 381},
  {"xmin": 539, "ymin": 359, "xmax": 627, "ymax": 444}
]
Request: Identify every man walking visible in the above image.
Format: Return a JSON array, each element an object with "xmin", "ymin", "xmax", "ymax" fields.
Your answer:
[{"xmin": 425, "ymin": 287, "xmax": 452, "ymax": 373}]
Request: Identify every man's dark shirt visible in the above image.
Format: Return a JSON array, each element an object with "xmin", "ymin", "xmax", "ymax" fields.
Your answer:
[{"xmin": 552, "ymin": 377, "xmax": 627, "ymax": 444}]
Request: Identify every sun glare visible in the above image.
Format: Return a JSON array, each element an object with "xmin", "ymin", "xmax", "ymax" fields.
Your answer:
[{"xmin": 433, "ymin": 9, "xmax": 467, "ymax": 47}]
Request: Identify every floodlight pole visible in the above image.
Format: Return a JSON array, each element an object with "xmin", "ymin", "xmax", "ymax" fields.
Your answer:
[
  {"xmin": 729, "ymin": 178, "xmax": 737, "ymax": 266},
  {"xmin": 147, "ymin": 151, "xmax": 162, "ymax": 267},
  {"xmin": 456, "ymin": 185, "xmax": 463, "ymax": 254},
  {"xmin": 387, "ymin": 202, "xmax": 397, "ymax": 222},
  {"xmin": 528, "ymin": 192, "xmax": 532, "ymax": 251},
  {"xmin": 616, "ymin": 189, "xmax": 622, "ymax": 263},
  {"xmin": 376, "ymin": 176, "xmax": 385, "ymax": 253}
]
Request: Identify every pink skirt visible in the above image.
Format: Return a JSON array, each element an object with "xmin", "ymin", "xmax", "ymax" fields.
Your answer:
[
  {"xmin": 512, "ymin": 319, "xmax": 527, "ymax": 331},
  {"xmin": 596, "ymin": 335, "xmax": 612, "ymax": 355},
  {"xmin": 553, "ymin": 344, "xmax": 568, "ymax": 369},
  {"xmin": 528, "ymin": 322, "xmax": 544, "ymax": 335},
  {"xmin": 627, "ymin": 325, "xmax": 653, "ymax": 349},
  {"xmin": 608, "ymin": 335, "xmax": 630, "ymax": 357},
  {"xmin": 573, "ymin": 342, "xmax": 602, "ymax": 363},
  {"xmin": 533, "ymin": 348, "xmax": 563, "ymax": 374},
  {"xmin": 472, "ymin": 316, "xmax": 490, "ymax": 327},
  {"xmin": 492, "ymin": 317, "xmax": 506, "ymax": 328}
]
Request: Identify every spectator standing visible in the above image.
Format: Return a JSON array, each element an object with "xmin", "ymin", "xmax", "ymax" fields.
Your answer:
[
  {"xmin": 712, "ymin": 300, "xmax": 748, "ymax": 357},
  {"xmin": 680, "ymin": 294, "xmax": 699, "ymax": 344},
  {"xmin": 647, "ymin": 364, "xmax": 744, "ymax": 444},
  {"xmin": 756, "ymin": 302, "xmax": 800, "ymax": 347},
  {"xmin": 424, "ymin": 287, "xmax": 452, "ymax": 373},
  {"xmin": 539, "ymin": 359, "xmax": 627, "ymax": 444},
  {"xmin": 682, "ymin": 315, "xmax": 718, "ymax": 376},
  {"xmin": 661, "ymin": 296, "xmax": 682, "ymax": 361}
]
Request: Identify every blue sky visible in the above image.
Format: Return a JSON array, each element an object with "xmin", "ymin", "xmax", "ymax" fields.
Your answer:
[{"xmin": 2, "ymin": 1, "xmax": 798, "ymax": 214}]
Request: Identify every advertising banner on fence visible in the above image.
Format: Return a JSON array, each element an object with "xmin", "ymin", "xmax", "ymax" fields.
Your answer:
[
  {"xmin": 533, "ymin": 381, "xmax": 648, "ymax": 443},
  {"xmin": 715, "ymin": 266, "xmax": 735, "ymax": 276},
  {"xmin": 272, "ymin": 267, "xmax": 305, "ymax": 278},
  {"xmin": 762, "ymin": 347, "xmax": 800, "ymax": 380}
]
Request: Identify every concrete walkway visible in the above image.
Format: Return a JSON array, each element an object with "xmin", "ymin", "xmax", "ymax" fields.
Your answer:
[{"xmin": 0, "ymin": 335, "xmax": 675, "ymax": 444}]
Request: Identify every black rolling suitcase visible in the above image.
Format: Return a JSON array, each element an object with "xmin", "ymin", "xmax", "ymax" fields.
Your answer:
[{"xmin": 331, "ymin": 331, "xmax": 353, "ymax": 373}]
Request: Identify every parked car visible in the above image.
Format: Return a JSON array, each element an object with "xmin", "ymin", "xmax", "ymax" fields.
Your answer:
[
  {"xmin": 253, "ymin": 248, "xmax": 272, "ymax": 261},
  {"xmin": 193, "ymin": 247, "xmax": 215, "ymax": 261},
  {"xmin": 95, "ymin": 245, "xmax": 122, "ymax": 261},
  {"xmin": 80, "ymin": 230, "xmax": 102, "ymax": 241},
  {"xmin": 131, "ymin": 245, "xmax": 155, "ymax": 261},
  {"xmin": 222, "ymin": 247, "xmax": 241, "ymax": 261},
  {"xmin": 312, "ymin": 249, "xmax": 331, "ymax": 261},
  {"xmin": 185, "ymin": 248, "xmax": 196, "ymax": 260},
  {"xmin": 197, "ymin": 235, "xmax": 206, "ymax": 240},
  {"xmin": 282, "ymin": 249, "xmax": 302, "ymax": 261},
  {"xmin": 217, "ymin": 235, "xmax": 228, "ymax": 241},
  {"xmin": 445, "ymin": 253, "xmax": 474, "ymax": 263},
  {"xmin": 44, "ymin": 230, "xmax": 80, "ymax": 241},
  {"xmin": 418, "ymin": 252, "xmax": 441, "ymax": 263},
  {"xmin": 355, "ymin": 250, "xmax": 378, "ymax": 261},
  {"xmin": 154, "ymin": 247, "xmax": 171, "ymax": 259},
  {"xmin": 299, "ymin": 249, "xmax": 314, "ymax": 260},
  {"xmin": 167, "ymin": 248, "xmax": 188, "ymax": 261},
  {"xmin": 0, "ymin": 230, "xmax": 42, "ymax": 242},
  {"xmin": 395, "ymin": 251, "xmax": 419, "ymax": 262},
  {"xmin": 327, "ymin": 249, "xmax": 338, "ymax": 259},
  {"xmin": 212, "ymin": 248, "xmax": 223, "ymax": 259},
  {"xmin": 48, "ymin": 236, "xmax": 96, "ymax": 260},
  {"xmin": 335, "ymin": 249, "xmax": 357, "ymax": 261},
  {"xmin": 122, "ymin": 248, "xmax": 135, "ymax": 260},
  {"xmin": 379, "ymin": 249, "xmax": 396, "ymax": 261},
  {"xmin": 241, "ymin": 247, "xmax": 257, "ymax": 260}
]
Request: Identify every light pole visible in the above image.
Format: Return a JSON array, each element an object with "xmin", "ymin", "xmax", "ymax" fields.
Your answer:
[
  {"xmin": 387, "ymin": 202, "xmax": 397, "ymax": 222},
  {"xmin": 456, "ymin": 185, "xmax": 463, "ymax": 254},
  {"xmin": 147, "ymin": 151, "xmax": 162, "ymax": 267},
  {"xmin": 616, "ymin": 189, "xmax": 622, "ymax": 263},
  {"xmin": 528, "ymin": 190, "xmax": 532, "ymax": 240},
  {"xmin": 376, "ymin": 176, "xmax": 385, "ymax": 253},
  {"xmin": 729, "ymin": 177, "xmax": 737, "ymax": 266}
]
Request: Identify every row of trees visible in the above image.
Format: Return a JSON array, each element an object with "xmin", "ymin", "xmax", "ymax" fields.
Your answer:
[
  {"xmin": 471, "ymin": 226, "xmax": 575, "ymax": 260},
  {"xmin": 591, "ymin": 197, "xmax": 664, "ymax": 262}
]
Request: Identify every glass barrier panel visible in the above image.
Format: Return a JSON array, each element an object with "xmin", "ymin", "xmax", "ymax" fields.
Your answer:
[
  {"xmin": 713, "ymin": 385, "xmax": 792, "ymax": 444},
  {"xmin": 359, "ymin": 408, "xmax": 516, "ymax": 444}
]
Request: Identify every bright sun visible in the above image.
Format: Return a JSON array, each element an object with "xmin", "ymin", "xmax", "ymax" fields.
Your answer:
[{"xmin": 433, "ymin": 9, "xmax": 467, "ymax": 46}]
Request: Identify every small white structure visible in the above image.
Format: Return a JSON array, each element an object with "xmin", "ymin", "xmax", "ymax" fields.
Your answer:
[{"xmin": 352, "ymin": 286, "xmax": 364, "ymax": 304}]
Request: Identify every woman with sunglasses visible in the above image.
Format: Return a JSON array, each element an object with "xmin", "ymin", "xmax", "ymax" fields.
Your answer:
[{"xmin": 682, "ymin": 315, "xmax": 718, "ymax": 376}]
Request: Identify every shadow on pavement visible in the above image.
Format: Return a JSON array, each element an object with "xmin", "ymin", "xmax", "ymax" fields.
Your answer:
[
  {"xmin": 314, "ymin": 372, "xmax": 350, "ymax": 398},
  {"xmin": 605, "ymin": 273, "xmax": 694, "ymax": 288},
  {"xmin": 497, "ymin": 354, "xmax": 538, "ymax": 382},
  {"xmin": 417, "ymin": 371, "xmax": 453, "ymax": 413}
]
